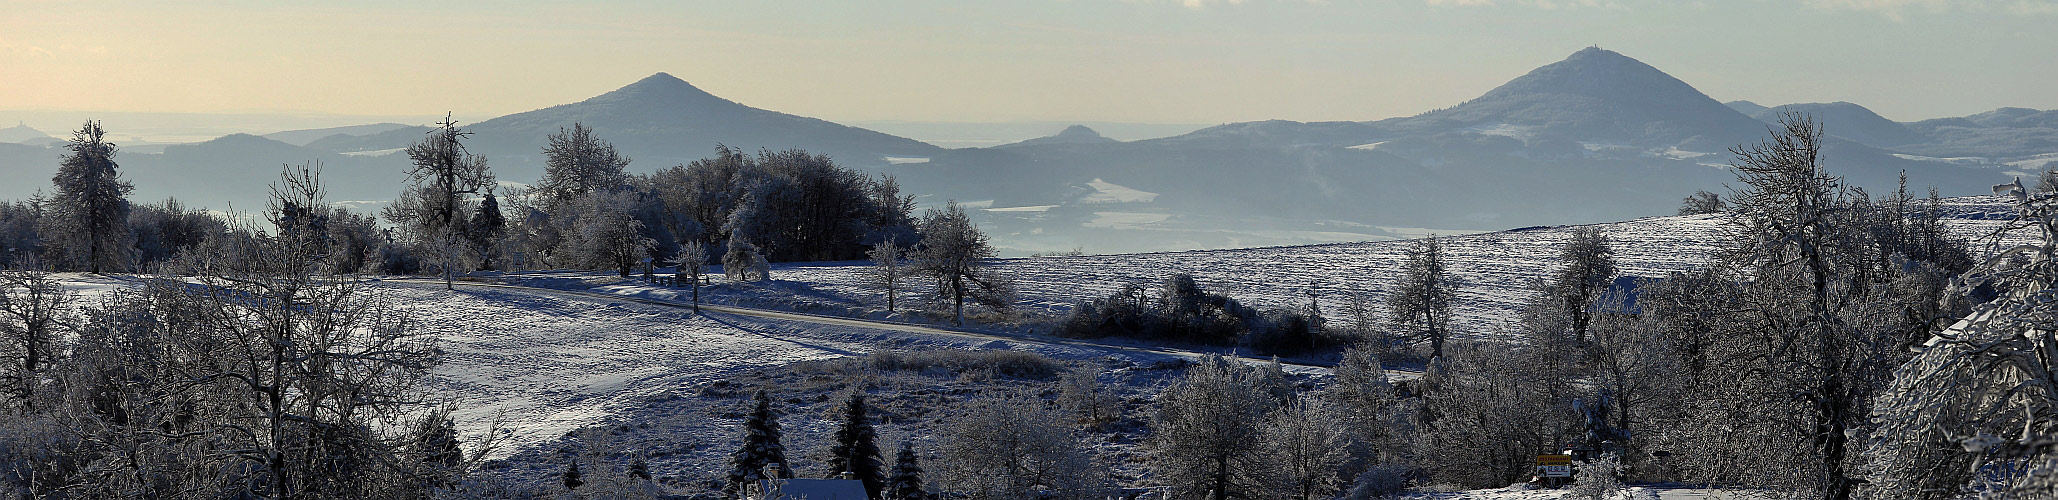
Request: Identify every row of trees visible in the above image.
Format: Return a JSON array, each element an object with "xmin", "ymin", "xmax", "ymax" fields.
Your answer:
[{"xmin": 4, "ymin": 119, "xmax": 1015, "ymax": 324}]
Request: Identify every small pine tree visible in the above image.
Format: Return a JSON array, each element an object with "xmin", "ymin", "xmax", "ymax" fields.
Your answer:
[
  {"xmin": 885, "ymin": 440, "xmax": 926, "ymax": 500},
  {"xmin": 563, "ymin": 461, "xmax": 584, "ymax": 490},
  {"xmin": 727, "ymin": 389, "xmax": 790, "ymax": 498},
  {"xmin": 630, "ymin": 457, "xmax": 652, "ymax": 481},
  {"xmin": 826, "ymin": 392, "xmax": 885, "ymax": 495}
]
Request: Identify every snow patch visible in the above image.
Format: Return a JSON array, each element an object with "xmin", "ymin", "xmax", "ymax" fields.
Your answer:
[
  {"xmin": 884, "ymin": 156, "xmax": 930, "ymax": 164},
  {"xmin": 1347, "ymin": 141, "xmax": 1389, "ymax": 151},
  {"xmin": 1892, "ymin": 153, "xmax": 1990, "ymax": 165},
  {"xmin": 1466, "ymin": 123, "xmax": 1538, "ymax": 141},
  {"xmin": 986, "ymin": 205, "xmax": 1058, "ymax": 213},
  {"xmin": 1080, "ymin": 178, "xmax": 1158, "ymax": 204},
  {"xmin": 1084, "ymin": 211, "xmax": 1171, "ymax": 229},
  {"xmin": 341, "ymin": 147, "xmax": 405, "ymax": 157}
]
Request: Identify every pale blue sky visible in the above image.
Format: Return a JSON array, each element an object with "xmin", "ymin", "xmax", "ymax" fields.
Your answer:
[{"xmin": 2, "ymin": 0, "xmax": 2052, "ymax": 124}]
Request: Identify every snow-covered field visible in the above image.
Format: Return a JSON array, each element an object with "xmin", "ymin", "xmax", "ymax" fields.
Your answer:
[
  {"xmin": 34, "ymin": 195, "xmax": 2028, "ymax": 494},
  {"xmin": 373, "ymin": 282, "xmax": 1207, "ymax": 461},
  {"xmin": 602, "ymin": 196, "xmax": 2026, "ymax": 344}
]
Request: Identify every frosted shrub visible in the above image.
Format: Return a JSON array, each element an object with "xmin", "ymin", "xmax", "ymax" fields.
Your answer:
[{"xmin": 1569, "ymin": 454, "xmax": 1624, "ymax": 500}]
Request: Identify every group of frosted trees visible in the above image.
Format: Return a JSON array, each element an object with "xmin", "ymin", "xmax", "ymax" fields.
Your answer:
[
  {"xmin": 1380, "ymin": 114, "xmax": 2014, "ymax": 500},
  {"xmin": 0, "ymin": 164, "xmax": 467, "ymax": 497},
  {"xmin": 1045, "ymin": 113, "xmax": 2017, "ymax": 499}
]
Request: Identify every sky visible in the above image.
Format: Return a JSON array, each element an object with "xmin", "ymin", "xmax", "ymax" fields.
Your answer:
[{"xmin": 2, "ymin": 0, "xmax": 2054, "ymax": 127}]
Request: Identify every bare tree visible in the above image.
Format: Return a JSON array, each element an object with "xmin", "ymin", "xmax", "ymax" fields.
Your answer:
[
  {"xmin": 1151, "ymin": 355, "xmax": 1286, "ymax": 500},
  {"xmin": 936, "ymin": 391, "xmax": 1107, "ymax": 500},
  {"xmin": 679, "ymin": 240, "xmax": 708, "ymax": 313},
  {"xmin": 869, "ymin": 236, "xmax": 906, "ymax": 313},
  {"xmin": 1388, "ymin": 235, "xmax": 1459, "ymax": 359},
  {"xmin": 385, "ymin": 114, "xmax": 493, "ymax": 290},
  {"xmin": 0, "ymin": 264, "xmax": 73, "ymax": 410},
  {"xmin": 912, "ymin": 201, "xmax": 1009, "ymax": 326},
  {"xmin": 1260, "ymin": 395, "xmax": 1352, "ymax": 500},
  {"xmin": 537, "ymin": 123, "xmax": 631, "ymax": 212},
  {"xmin": 1678, "ymin": 190, "xmax": 1726, "ymax": 215}
]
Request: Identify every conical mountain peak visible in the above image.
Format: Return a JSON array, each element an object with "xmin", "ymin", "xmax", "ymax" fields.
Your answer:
[
  {"xmin": 584, "ymin": 72, "xmax": 727, "ymax": 107},
  {"xmin": 1476, "ymin": 46, "xmax": 1698, "ymax": 101},
  {"xmin": 1398, "ymin": 47, "xmax": 1766, "ymax": 147}
]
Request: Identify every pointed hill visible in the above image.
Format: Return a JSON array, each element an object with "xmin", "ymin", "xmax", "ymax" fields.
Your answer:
[
  {"xmin": 462, "ymin": 73, "xmax": 942, "ymax": 180},
  {"xmin": 1389, "ymin": 47, "xmax": 1767, "ymax": 149},
  {"xmin": 996, "ymin": 125, "xmax": 1120, "ymax": 149},
  {"xmin": 0, "ymin": 123, "xmax": 56, "ymax": 145}
]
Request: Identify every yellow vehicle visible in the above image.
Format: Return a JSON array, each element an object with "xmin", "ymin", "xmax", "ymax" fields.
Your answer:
[{"xmin": 1533, "ymin": 454, "xmax": 1574, "ymax": 488}]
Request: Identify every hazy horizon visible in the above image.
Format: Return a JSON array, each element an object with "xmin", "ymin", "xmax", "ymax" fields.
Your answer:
[{"xmin": 5, "ymin": 0, "xmax": 2054, "ymax": 131}]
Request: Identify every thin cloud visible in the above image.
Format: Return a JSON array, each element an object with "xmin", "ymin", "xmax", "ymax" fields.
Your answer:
[{"xmin": 1424, "ymin": 0, "xmax": 1621, "ymax": 8}]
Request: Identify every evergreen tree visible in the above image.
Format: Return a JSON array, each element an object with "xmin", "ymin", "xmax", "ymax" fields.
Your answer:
[
  {"xmin": 885, "ymin": 440, "xmax": 926, "ymax": 500},
  {"xmin": 726, "ymin": 389, "xmax": 790, "ymax": 498},
  {"xmin": 468, "ymin": 191, "xmax": 507, "ymax": 270},
  {"xmin": 563, "ymin": 461, "xmax": 584, "ymax": 490},
  {"xmin": 48, "ymin": 120, "xmax": 132, "ymax": 273},
  {"xmin": 630, "ymin": 458, "xmax": 652, "ymax": 481},
  {"xmin": 825, "ymin": 392, "xmax": 885, "ymax": 495}
]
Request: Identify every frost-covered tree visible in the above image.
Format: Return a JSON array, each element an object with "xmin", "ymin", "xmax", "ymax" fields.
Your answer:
[
  {"xmin": 384, "ymin": 114, "xmax": 493, "ymax": 289},
  {"xmin": 678, "ymin": 239, "xmax": 708, "ymax": 312},
  {"xmin": 537, "ymin": 123, "xmax": 631, "ymax": 212},
  {"xmin": 885, "ymin": 440, "xmax": 927, "ymax": 500},
  {"xmin": 825, "ymin": 392, "xmax": 885, "ymax": 495},
  {"xmin": 1569, "ymin": 453, "xmax": 1625, "ymax": 500},
  {"xmin": 1866, "ymin": 181, "xmax": 2058, "ymax": 499},
  {"xmin": 1678, "ymin": 190, "xmax": 1727, "ymax": 215},
  {"xmin": 1551, "ymin": 227, "xmax": 1616, "ymax": 343},
  {"xmin": 578, "ymin": 192, "xmax": 656, "ymax": 277},
  {"xmin": 727, "ymin": 389, "xmax": 791, "ymax": 498},
  {"xmin": 869, "ymin": 236, "xmax": 906, "ymax": 313},
  {"xmin": 937, "ymin": 392, "xmax": 1107, "ymax": 500},
  {"xmin": 912, "ymin": 201, "xmax": 1010, "ymax": 326},
  {"xmin": 1585, "ymin": 294, "xmax": 1683, "ymax": 464},
  {"xmin": 1326, "ymin": 346, "xmax": 1406, "ymax": 470},
  {"xmin": 1260, "ymin": 395, "xmax": 1352, "ymax": 500},
  {"xmin": 1663, "ymin": 112, "xmax": 1964, "ymax": 500},
  {"xmin": 1419, "ymin": 339, "xmax": 1579, "ymax": 488},
  {"xmin": 1058, "ymin": 363, "xmax": 1119, "ymax": 429},
  {"xmin": 47, "ymin": 120, "xmax": 132, "ymax": 273},
  {"xmin": 0, "ymin": 266, "xmax": 73, "ymax": 409},
  {"xmin": 1388, "ymin": 235, "xmax": 1459, "ymax": 359},
  {"xmin": 724, "ymin": 237, "xmax": 770, "ymax": 283},
  {"xmin": 1151, "ymin": 355, "xmax": 1289, "ymax": 500}
]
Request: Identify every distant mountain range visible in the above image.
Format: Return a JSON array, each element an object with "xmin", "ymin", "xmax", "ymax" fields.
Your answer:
[{"xmin": 1, "ymin": 47, "xmax": 2051, "ymax": 254}]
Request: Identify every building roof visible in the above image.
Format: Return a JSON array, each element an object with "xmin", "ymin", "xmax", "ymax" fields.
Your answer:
[{"xmin": 756, "ymin": 478, "xmax": 868, "ymax": 500}]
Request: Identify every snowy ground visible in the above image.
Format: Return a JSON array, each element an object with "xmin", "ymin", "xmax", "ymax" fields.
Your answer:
[
  {"xmin": 548, "ymin": 196, "xmax": 2029, "ymax": 346},
  {"xmin": 30, "ymin": 195, "xmax": 2027, "ymax": 495},
  {"xmin": 371, "ymin": 281, "xmax": 1218, "ymax": 462}
]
